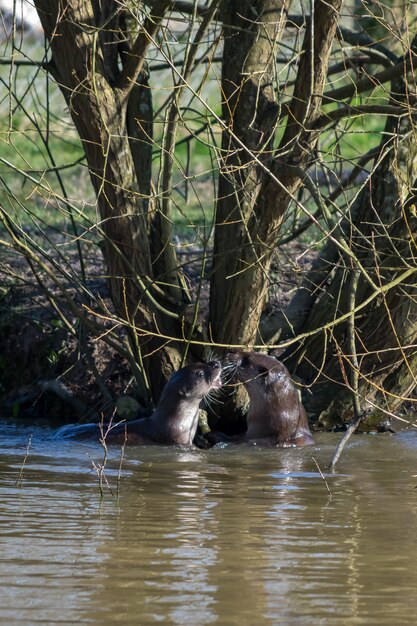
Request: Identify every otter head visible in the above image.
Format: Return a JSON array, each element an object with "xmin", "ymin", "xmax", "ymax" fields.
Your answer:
[
  {"xmin": 226, "ymin": 350, "xmax": 313, "ymax": 445},
  {"xmin": 160, "ymin": 360, "xmax": 222, "ymax": 405},
  {"xmin": 154, "ymin": 361, "xmax": 222, "ymax": 445},
  {"xmin": 226, "ymin": 350, "xmax": 289, "ymax": 395}
]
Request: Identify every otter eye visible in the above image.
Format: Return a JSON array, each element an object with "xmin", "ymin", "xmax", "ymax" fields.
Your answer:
[
  {"xmin": 241, "ymin": 356, "xmax": 250, "ymax": 367},
  {"xmin": 258, "ymin": 366, "xmax": 269, "ymax": 376},
  {"xmin": 196, "ymin": 370, "xmax": 205, "ymax": 378}
]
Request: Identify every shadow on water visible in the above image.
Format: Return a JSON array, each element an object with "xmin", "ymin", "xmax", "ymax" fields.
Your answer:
[{"xmin": 1, "ymin": 418, "xmax": 417, "ymax": 625}]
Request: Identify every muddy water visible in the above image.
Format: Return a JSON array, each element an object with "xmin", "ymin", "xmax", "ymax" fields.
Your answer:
[{"xmin": 1, "ymin": 421, "xmax": 417, "ymax": 625}]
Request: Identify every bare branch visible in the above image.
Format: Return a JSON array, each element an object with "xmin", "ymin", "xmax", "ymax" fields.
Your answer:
[
  {"xmin": 116, "ymin": 0, "xmax": 172, "ymax": 96},
  {"xmin": 280, "ymin": 0, "xmax": 344, "ymax": 149},
  {"xmin": 322, "ymin": 55, "xmax": 415, "ymax": 104}
]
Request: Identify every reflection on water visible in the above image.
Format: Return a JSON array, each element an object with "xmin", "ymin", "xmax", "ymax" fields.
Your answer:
[{"xmin": 1, "ymin": 420, "xmax": 417, "ymax": 625}]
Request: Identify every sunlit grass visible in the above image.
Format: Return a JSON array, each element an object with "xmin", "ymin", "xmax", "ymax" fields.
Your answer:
[{"xmin": 0, "ymin": 36, "xmax": 393, "ymax": 243}]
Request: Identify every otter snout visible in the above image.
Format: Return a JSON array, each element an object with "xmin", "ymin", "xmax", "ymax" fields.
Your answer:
[
  {"xmin": 208, "ymin": 360, "xmax": 222, "ymax": 388},
  {"xmin": 225, "ymin": 350, "xmax": 285, "ymax": 386},
  {"xmin": 225, "ymin": 350, "xmax": 243, "ymax": 365}
]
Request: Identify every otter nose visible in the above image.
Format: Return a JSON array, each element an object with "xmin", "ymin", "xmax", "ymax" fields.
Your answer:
[{"xmin": 208, "ymin": 360, "xmax": 221, "ymax": 370}]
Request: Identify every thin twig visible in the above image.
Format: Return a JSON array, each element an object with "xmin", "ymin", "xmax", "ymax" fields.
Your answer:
[
  {"xmin": 15, "ymin": 434, "xmax": 33, "ymax": 486},
  {"xmin": 329, "ymin": 264, "xmax": 362, "ymax": 472},
  {"xmin": 116, "ymin": 425, "xmax": 128, "ymax": 500},
  {"xmin": 328, "ymin": 418, "xmax": 362, "ymax": 472},
  {"xmin": 312, "ymin": 456, "xmax": 332, "ymax": 496}
]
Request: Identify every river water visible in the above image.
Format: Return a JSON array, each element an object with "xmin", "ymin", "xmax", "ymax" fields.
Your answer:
[{"xmin": 1, "ymin": 419, "xmax": 417, "ymax": 625}]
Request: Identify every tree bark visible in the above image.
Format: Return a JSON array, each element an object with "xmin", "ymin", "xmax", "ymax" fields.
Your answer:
[
  {"xmin": 280, "ymin": 44, "xmax": 417, "ymax": 428},
  {"xmin": 210, "ymin": 0, "xmax": 343, "ymax": 346},
  {"xmin": 33, "ymin": 0, "xmax": 183, "ymax": 402}
]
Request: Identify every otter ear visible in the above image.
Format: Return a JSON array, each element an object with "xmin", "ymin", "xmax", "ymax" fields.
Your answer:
[
  {"xmin": 178, "ymin": 386, "xmax": 190, "ymax": 397},
  {"xmin": 267, "ymin": 367, "xmax": 284, "ymax": 384}
]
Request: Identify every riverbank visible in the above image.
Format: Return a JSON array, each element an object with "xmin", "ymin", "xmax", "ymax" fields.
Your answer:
[{"xmin": 0, "ymin": 231, "xmax": 312, "ymax": 423}]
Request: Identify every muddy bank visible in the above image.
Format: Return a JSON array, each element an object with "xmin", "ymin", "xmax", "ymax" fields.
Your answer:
[
  {"xmin": 0, "ymin": 239, "xmax": 133, "ymax": 423},
  {"xmin": 0, "ymin": 234, "xmax": 311, "ymax": 424}
]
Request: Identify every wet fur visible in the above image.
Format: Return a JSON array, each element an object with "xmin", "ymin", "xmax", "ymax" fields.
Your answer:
[
  {"xmin": 57, "ymin": 361, "xmax": 222, "ymax": 446},
  {"xmin": 217, "ymin": 351, "xmax": 314, "ymax": 447}
]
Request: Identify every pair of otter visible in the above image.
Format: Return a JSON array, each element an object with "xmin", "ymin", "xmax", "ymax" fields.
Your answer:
[{"xmin": 87, "ymin": 351, "xmax": 313, "ymax": 448}]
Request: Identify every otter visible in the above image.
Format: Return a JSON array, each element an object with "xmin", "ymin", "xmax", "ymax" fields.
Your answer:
[
  {"xmin": 57, "ymin": 361, "xmax": 222, "ymax": 446},
  {"xmin": 212, "ymin": 350, "xmax": 313, "ymax": 447}
]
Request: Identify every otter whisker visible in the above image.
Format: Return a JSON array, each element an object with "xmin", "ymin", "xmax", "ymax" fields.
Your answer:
[
  {"xmin": 204, "ymin": 389, "xmax": 224, "ymax": 407},
  {"xmin": 221, "ymin": 362, "xmax": 238, "ymax": 385},
  {"xmin": 205, "ymin": 349, "xmax": 220, "ymax": 364},
  {"xmin": 203, "ymin": 394, "xmax": 225, "ymax": 420},
  {"xmin": 221, "ymin": 362, "xmax": 237, "ymax": 372}
]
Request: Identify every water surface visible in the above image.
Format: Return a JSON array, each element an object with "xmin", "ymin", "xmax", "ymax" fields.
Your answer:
[{"xmin": 1, "ymin": 420, "xmax": 417, "ymax": 625}]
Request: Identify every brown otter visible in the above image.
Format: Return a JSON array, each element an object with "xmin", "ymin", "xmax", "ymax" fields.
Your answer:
[
  {"xmin": 58, "ymin": 361, "xmax": 222, "ymax": 446},
  {"xmin": 215, "ymin": 350, "xmax": 313, "ymax": 447}
]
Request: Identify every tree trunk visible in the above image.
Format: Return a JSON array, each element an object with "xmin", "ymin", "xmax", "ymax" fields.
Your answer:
[
  {"xmin": 279, "ymin": 51, "xmax": 417, "ymax": 428},
  {"xmin": 209, "ymin": 0, "xmax": 343, "ymax": 346},
  {"xmin": 34, "ymin": 0, "xmax": 184, "ymax": 403}
]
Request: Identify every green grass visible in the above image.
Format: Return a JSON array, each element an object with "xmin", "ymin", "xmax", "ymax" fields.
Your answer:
[
  {"xmin": 0, "ymin": 45, "xmax": 394, "ymax": 244},
  {"xmin": 0, "ymin": 101, "xmax": 388, "ymax": 242},
  {"xmin": 322, "ymin": 107, "xmax": 385, "ymax": 164}
]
